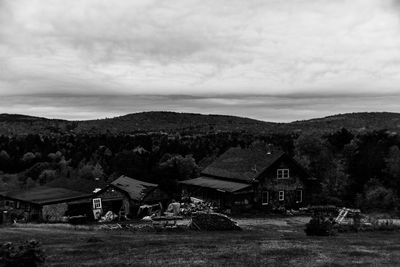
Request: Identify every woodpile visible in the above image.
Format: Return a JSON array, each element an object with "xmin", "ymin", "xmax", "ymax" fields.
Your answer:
[{"xmin": 189, "ymin": 212, "xmax": 241, "ymax": 231}]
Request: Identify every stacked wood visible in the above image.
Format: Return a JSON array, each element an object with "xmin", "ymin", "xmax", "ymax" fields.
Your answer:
[{"xmin": 189, "ymin": 212, "xmax": 241, "ymax": 231}]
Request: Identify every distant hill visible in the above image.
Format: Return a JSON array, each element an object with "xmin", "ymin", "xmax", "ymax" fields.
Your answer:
[
  {"xmin": 284, "ymin": 112, "xmax": 400, "ymax": 134},
  {"xmin": 1, "ymin": 111, "xmax": 400, "ymax": 136}
]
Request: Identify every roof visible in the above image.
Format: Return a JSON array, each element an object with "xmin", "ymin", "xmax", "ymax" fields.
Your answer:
[
  {"xmin": 0, "ymin": 187, "xmax": 91, "ymax": 205},
  {"xmin": 109, "ymin": 175, "xmax": 158, "ymax": 201},
  {"xmin": 201, "ymin": 144, "xmax": 285, "ymax": 182},
  {"xmin": 180, "ymin": 177, "xmax": 251, "ymax": 193}
]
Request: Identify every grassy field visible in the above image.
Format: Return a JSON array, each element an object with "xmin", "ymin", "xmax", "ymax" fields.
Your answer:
[{"xmin": 1, "ymin": 216, "xmax": 400, "ymax": 266}]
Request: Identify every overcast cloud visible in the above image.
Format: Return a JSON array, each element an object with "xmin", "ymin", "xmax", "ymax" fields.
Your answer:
[{"xmin": 1, "ymin": 0, "xmax": 400, "ymax": 121}]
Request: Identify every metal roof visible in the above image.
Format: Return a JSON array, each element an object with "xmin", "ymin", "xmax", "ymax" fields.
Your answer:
[
  {"xmin": 180, "ymin": 177, "xmax": 251, "ymax": 193},
  {"xmin": 110, "ymin": 175, "xmax": 158, "ymax": 201},
  {"xmin": 0, "ymin": 187, "xmax": 91, "ymax": 205},
  {"xmin": 201, "ymin": 144, "xmax": 285, "ymax": 182}
]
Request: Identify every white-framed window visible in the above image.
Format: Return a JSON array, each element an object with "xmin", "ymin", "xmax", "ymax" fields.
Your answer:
[
  {"xmin": 278, "ymin": 191, "xmax": 285, "ymax": 201},
  {"xmin": 92, "ymin": 198, "xmax": 102, "ymax": 209},
  {"xmin": 296, "ymin": 190, "xmax": 303, "ymax": 203},
  {"xmin": 261, "ymin": 190, "xmax": 269, "ymax": 205},
  {"xmin": 277, "ymin": 169, "xmax": 290, "ymax": 179}
]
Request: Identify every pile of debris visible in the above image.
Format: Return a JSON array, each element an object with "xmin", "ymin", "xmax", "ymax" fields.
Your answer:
[
  {"xmin": 189, "ymin": 212, "xmax": 241, "ymax": 231},
  {"xmin": 98, "ymin": 223, "xmax": 154, "ymax": 232},
  {"xmin": 180, "ymin": 197, "xmax": 219, "ymax": 216},
  {"xmin": 98, "ymin": 211, "xmax": 118, "ymax": 223}
]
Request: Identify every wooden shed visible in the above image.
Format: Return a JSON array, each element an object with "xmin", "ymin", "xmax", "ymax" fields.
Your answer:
[
  {"xmin": 92, "ymin": 175, "xmax": 169, "ymax": 218},
  {"xmin": 0, "ymin": 187, "xmax": 91, "ymax": 223}
]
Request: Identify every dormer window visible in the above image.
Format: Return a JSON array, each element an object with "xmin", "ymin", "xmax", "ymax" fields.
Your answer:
[{"xmin": 277, "ymin": 169, "xmax": 289, "ymax": 179}]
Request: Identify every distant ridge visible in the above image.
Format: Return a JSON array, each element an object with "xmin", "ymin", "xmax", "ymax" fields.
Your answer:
[{"xmin": 0, "ymin": 111, "xmax": 400, "ymax": 135}]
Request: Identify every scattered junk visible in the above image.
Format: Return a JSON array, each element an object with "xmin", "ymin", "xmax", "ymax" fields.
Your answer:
[
  {"xmin": 98, "ymin": 196, "xmax": 241, "ymax": 232},
  {"xmin": 99, "ymin": 223, "xmax": 155, "ymax": 232},
  {"xmin": 151, "ymin": 216, "xmax": 184, "ymax": 229},
  {"xmin": 99, "ymin": 211, "xmax": 118, "ymax": 223},
  {"xmin": 305, "ymin": 206, "xmax": 400, "ymax": 235},
  {"xmin": 180, "ymin": 197, "xmax": 218, "ymax": 216},
  {"xmin": 137, "ymin": 203, "xmax": 162, "ymax": 218},
  {"xmin": 189, "ymin": 212, "xmax": 241, "ymax": 231}
]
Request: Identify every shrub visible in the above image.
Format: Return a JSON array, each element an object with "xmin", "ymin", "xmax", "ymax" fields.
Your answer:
[
  {"xmin": 0, "ymin": 239, "xmax": 45, "ymax": 267},
  {"xmin": 305, "ymin": 216, "xmax": 337, "ymax": 236}
]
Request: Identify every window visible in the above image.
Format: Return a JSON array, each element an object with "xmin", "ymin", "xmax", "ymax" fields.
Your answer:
[
  {"xmin": 296, "ymin": 190, "xmax": 303, "ymax": 203},
  {"xmin": 5, "ymin": 200, "xmax": 14, "ymax": 208},
  {"xmin": 92, "ymin": 198, "xmax": 102, "ymax": 209},
  {"xmin": 277, "ymin": 169, "xmax": 289, "ymax": 179},
  {"xmin": 261, "ymin": 190, "xmax": 269, "ymax": 205},
  {"xmin": 278, "ymin": 191, "xmax": 285, "ymax": 201}
]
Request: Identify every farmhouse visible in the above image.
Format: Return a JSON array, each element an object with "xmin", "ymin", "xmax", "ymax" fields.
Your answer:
[
  {"xmin": 0, "ymin": 187, "xmax": 91, "ymax": 223},
  {"xmin": 181, "ymin": 144, "xmax": 315, "ymax": 212}
]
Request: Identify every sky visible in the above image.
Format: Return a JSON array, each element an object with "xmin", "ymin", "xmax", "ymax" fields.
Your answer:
[{"xmin": 1, "ymin": 0, "xmax": 400, "ymax": 122}]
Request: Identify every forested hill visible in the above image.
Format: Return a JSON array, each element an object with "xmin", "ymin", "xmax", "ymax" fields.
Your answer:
[{"xmin": 1, "ymin": 111, "xmax": 400, "ymax": 136}]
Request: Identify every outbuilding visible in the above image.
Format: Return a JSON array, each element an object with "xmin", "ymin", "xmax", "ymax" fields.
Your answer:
[
  {"xmin": 0, "ymin": 187, "xmax": 91, "ymax": 223},
  {"xmin": 91, "ymin": 175, "xmax": 169, "ymax": 218}
]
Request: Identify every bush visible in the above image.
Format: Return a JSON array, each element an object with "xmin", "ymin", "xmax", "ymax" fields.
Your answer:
[
  {"xmin": 364, "ymin": 185, "xmax": 398, "ymax": 211},
  {"xmin": 305, "ymin": 217, "xmax": 336, "ymax": 236},
  {"xmin": 0, "ymin": 239, "xmax": 45, "ymax": 267}
]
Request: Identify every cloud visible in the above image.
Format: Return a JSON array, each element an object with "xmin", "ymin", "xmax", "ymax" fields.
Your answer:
[{"xmin": 1, "ymin": 0, "xmax": 400, "ymax": 118}]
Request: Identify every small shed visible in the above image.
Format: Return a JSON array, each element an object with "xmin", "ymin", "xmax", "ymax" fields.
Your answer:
[{"xmin": 92, "ymin": 176, "xmax": 169, "ymax": 218}]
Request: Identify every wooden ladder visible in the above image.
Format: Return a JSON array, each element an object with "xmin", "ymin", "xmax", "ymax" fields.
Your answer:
[{"xmin": 335, "ymin": 208, "xmax": 349, "ymax": 223}]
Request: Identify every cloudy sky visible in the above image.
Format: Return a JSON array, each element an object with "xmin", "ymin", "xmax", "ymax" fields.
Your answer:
[{"xmin": 1, "ymin": 0, "xmax": 400, "ymax": 122}]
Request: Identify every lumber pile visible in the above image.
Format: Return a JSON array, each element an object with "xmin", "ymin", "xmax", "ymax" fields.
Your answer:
[{"xmin": 189, "ymin": 212, "xmax": 241, "ymax": 231}]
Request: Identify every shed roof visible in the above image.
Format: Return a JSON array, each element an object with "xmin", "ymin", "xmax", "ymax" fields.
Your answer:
[
  {"xmin": 0, "ymin": 187, "xmax": 91, "ymax": 205},
  {"xmin": 201, "ymin": 144, "xmax": 285, "ymax": 182},
  {"xmin": 180, "ymin": 177, "xmax": 251, "ymax": 193},
  {"xmin": 110, "ymin": 175, "xmax": 158, "ymax": 201}
]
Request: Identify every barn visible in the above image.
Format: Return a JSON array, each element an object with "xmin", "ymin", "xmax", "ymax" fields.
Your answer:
[
  {"xmin": 0, "ymin": 187, "xmax": 92, "ymax": 223},
  {"xmin": 181, "ymin": 143, "xmax": 315, "ymax": 212}
]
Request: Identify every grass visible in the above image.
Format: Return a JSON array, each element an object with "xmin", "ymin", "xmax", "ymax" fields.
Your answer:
[{"xmin": 1, "ymin": 217, "xmax": 400, "ymax": 266}]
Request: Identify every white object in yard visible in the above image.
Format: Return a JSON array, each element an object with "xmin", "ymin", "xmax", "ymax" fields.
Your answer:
[
  {"xmin": 142, "ymin": 216, "xmax": 153, "ymax": 221},
  {"xmin": 100, "ymin": 211, "xmax": 117, "ymax": 222},
  {"xmin": 167, "ymin": 202, "xmax": 181, "ymax": 216},
  {"xmin": 335, "ymin": 207, "xmax": 361, "ymax": 224},
  {"xmin": 93, "ymin": 208, "xmax": 102, "ymax": 220},
  {"xmin": 190, "ymin": 197, "xmax": 204, "ymax": 204}
]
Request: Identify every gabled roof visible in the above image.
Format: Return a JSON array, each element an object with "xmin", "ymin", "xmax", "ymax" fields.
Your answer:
[
  {"xmin": 180, "ymin": 177, "xmax": 251, "ymax": 193},
  {"xmin": 108, "ymin": 175, "xmax": 158, "ymax": 201},
  {"xmin": 0, "ymin": 187, "xmax": 91, "ymax": 205},
  {"xmin": 201, "ymin": 144, "xmax": 285, "ymax": 182}
]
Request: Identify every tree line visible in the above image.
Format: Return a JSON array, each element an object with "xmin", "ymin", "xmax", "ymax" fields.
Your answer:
[{"xmin": 0, "ymin": 129, "xmax": 399, "ymax": 212}]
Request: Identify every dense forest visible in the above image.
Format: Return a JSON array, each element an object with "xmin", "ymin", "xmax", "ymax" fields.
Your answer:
[{"xmin": 0, "ymin": 126, "xmax": 399, "ymax": 213}]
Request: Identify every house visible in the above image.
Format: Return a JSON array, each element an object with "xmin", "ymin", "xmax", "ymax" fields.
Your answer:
[
  {"xmin": 90, "ymin": 175, "xmax": 169, "ymax": 218},
  {"xmin": 0, "ymin": 187, "xmax": 92, "ymax": 223},
  {"xmin": 180, "ymin": 143, "xmax": 315, "ymax": 212}
]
